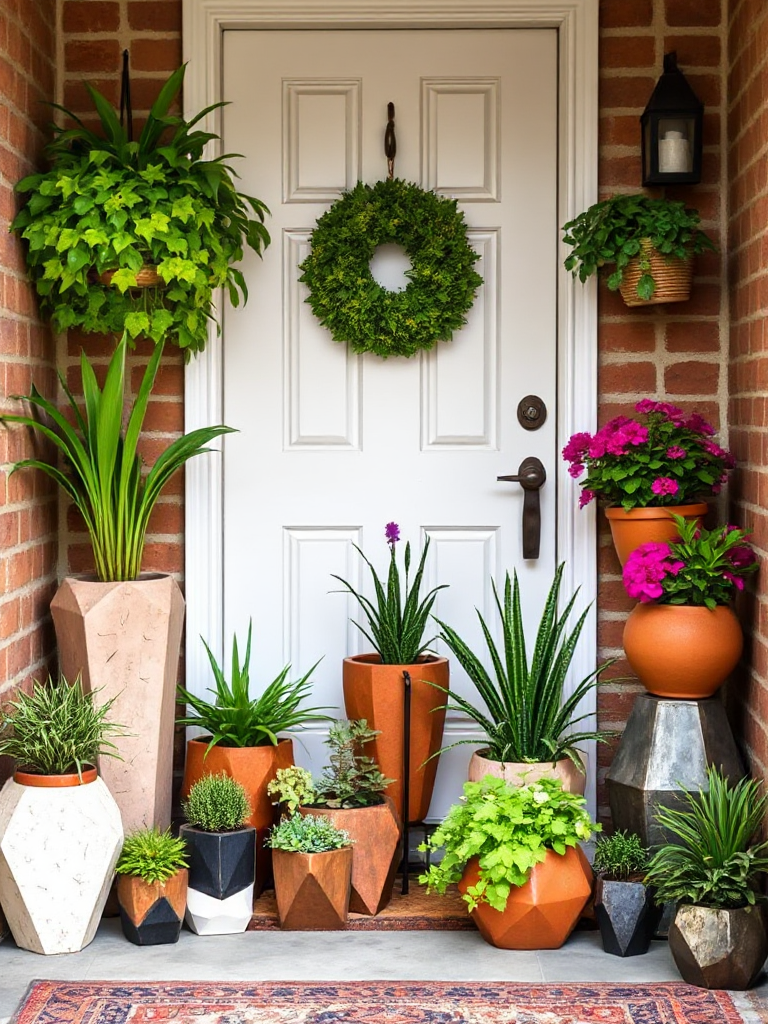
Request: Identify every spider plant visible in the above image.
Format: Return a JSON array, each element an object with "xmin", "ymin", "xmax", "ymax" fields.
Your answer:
[
  {"xmin": 433, "ymin": 563, "xmax": 610, "ymax": 766},
  {"xmin": 176, "ymin": 621, "xmax": 332, "ymax": 751},
  {"xmin": 645, "ymin": 767, "xmax": 768, "ymax": 909},
  {"xmin": 0, "ymin": 333, "xmax": 233, "ymax": 582}
]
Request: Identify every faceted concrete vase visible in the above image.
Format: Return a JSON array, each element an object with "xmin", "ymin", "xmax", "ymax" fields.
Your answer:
[
  {"xmin": 0, "ymin": 776, "xmax": 123, "ymax": 954},
  {"xmin": 606, "ymin": 694, "xmax": 744, "ymax": 847},
  {"xmin": 468, "ymin": 750, "xmax": 586, "ymax": 795},
  {"xmin": 117, "ymin": 870, "xmax": 188, "ymax": 946},
  {"xmin": 594, "ymin": 877, "xmax": 662, "ymax": 957},
  {"xmin": 669, "ymin": 904, "xmax": 768, "ymax": 990},
  {"xmin": 51, "ymin": 574, "xmax": 185, "ymax": 833},
  {"xmin": 180, "ymin": 824, "xmax": 256, "ymax": 934},
  {"xmin": 272, "ymin": 847, "xmax": 353, "ymax": 930}
]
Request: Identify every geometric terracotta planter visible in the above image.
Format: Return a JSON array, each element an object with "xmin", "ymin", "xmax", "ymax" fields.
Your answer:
[
  {"xmin": 117, "ymin": 869, "xmax": 188, "ymax": 946},
  {"xmin": 50, "ymin": 573, "xmax": 185, "ymax": 833},
  {"xmin": 468, "ymin": 750, "xmax": 586, "ymax": 796},
  {"xmin": 181, "ymin": 737, "xmax": 293, "ymax": 896},
  {"xmin": 669, "ymin": 903, "xmax": 768, "ymax": 990},
  {"xmin": 458, "ymin": 846, "xmax": 593, "ymax": 950},
  {"xmin": 272, "ymin": 846, "xmax": 353, "ymax": 930},
  {"xmin": 342, "ymin": 655, "xmax": 448, "ymax": 823},
  {"xmin": 605, "ymin": 503, "xmax": 707, "ymax": 566},
  {"xmin": 299, "ymin": 798, "xmax": 400, "ymax": 915},
  {"xmin": 180, "ymin": 824, "xmax": 256, "ymax": 934}
]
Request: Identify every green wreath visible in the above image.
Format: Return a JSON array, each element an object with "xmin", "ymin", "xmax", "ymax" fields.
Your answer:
[{"xmin": 299, "ymin": 178, "xmax": 483, "ymax": 358}]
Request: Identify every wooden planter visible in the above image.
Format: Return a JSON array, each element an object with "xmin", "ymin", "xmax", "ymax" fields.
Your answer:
[
  {"xmin": 117, "ymin": 870, "xmax": 188, "ymax": 946},
  {"xmin": 342, "ymin": 655, "xmax": 448, "ymax": 823},
  {"xmin": 618, "ymin": 242, "xmax": 693, "ymax": 307},
  {"xmin": 604, "ymin": 504, "xmax": 707, "ymax": 567},
  {"xmin": 180, "ymin": 824, "xmax": 256, "ymax": 934},
  {"xmin": 272, "ymin": 846, "xmax": 353, "ymax": 930},
  {"xmin": 669, "ymin": 904, "xmax": 768, "ymax": 990},
  {"xmin": 299, "ymin": 798, "xmax": 401, "ymax": 915},
  {"xmin": 468, "ymin": 750, "xmax": 586, "ymax": 795},
  {"xmin": 51, "ymin": 573, "xmax": 185, "ymax": 833},
  {"xmin": 458, "ymin": 846, "xmax": 592, "ymax": 950}
]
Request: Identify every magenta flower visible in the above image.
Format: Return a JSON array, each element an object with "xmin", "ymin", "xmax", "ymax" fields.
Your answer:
[
  {"xmin": 385, "ymin": 522, "xmax": 400, "ymax": 544},
  {"xmin": 666, "ymin": 446, "xmax": 686, "ymax": 460},
  {"xmin": 723, "ymin": 571, "xmax": 745, "ymax": 591},
  {"xmin": 562, "ymin": 432, "xmax": 592, "ymax": 464},
  {"xmin": 686, "ymin": 412, "xmax": 716, "ymax": 437},
  {"xmin": 578, "ymin": 489, "xmax": 596, "ymax": 509},
  {"xmin": 622, "ymin": 422, "xmax": 649, "ymax": 446},
  {"xmin": 651, "ymin": 477, "xmax": 679, "ymax": 497},
  {"xmin": 568, "ymin": 462, "xmax": 584, "ymax": 479},
  {"xmin": 623, "ymin": 542, "xmax": 685, "ymax": 602},
  {"xmin": 729, "ymin": 544, "xmax": 757, "ymax": 571}
]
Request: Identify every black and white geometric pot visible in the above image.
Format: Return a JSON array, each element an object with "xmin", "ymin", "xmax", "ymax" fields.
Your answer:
[{"xmin": 180, "ymin": 824, "xmax": 256, "ymax": 935}]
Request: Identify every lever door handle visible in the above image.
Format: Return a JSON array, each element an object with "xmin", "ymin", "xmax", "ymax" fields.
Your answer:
[{"xmin": 497, "ymin": 457, "xmax": 546, "ymax": 559}]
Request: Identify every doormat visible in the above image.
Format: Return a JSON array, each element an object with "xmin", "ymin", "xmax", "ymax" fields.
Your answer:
[{"xmin": 11, "ymin": 981, "xmax": 768, "ymax": 1024}]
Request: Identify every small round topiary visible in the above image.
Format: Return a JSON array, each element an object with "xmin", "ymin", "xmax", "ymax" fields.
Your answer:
[{"xmin": 183, "ymin": 772, "xmax": 252, "ymax": 832}]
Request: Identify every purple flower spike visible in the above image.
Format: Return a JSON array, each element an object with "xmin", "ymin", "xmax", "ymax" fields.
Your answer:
[{"xmin": 385, "ymin": 522, "xmax": 400, "ymax": 544}]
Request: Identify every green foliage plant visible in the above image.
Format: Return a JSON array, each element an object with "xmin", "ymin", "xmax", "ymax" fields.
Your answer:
[
  {"xmin": 433, "ymin": 563, "xmax": 609, "ymax": 766},
  {"xmin": 0, "ymin": 674, "xmax": 126, "ymax": 779},
  {"xmin": 299, "ymin": 178, "xmax": 482, "ymax": 358},
  {"xmin": 332, "ymin": 522, "xmax": 446, "ymax": 664},
  {"xmin": 182, "ymin": 772, "xmax": 251, "ymax": 832},
  {"xmin": 420, "ymin": 775, "xmax": 598, "ymax": 912},
  {"xmin": 644, "ymin": 767, "xmax": 768, "ymax": 909},
  {"xmin": 562, "ymin": 193, "xmax": 716, "ymax": 302},
  {"xmin": 0, "ymin": 333, "xmax": 233, "ymax": 582},
  {"xmin": 116, "ymin": 827, "xmax": 189, "ymax": 884},
  {"xmin": 593, "ymin": 831, "xmax": 649, "ymax": 882},
  {"xmin": 267, "ymin": 813, "xmax": 353, "ymax": 853},
  {"xmin": 11, "ymin": 64, "xmax": 270, "ymax": 358},
  {"xmin": 268, "ymin": 766, "xmax": 317, "ymax": 816},
  {"xmin": 176, "ymin": 620, "xmax": 331, "ymax": 751}
]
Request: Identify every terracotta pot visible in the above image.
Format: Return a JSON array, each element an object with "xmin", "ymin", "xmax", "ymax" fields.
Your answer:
[
  {"xmin": 342, "ymin": 654, "xmax": 448, "ymax": 822},
  {"xmin": 468, "ymin": 749, "xmax": 586, "ymax": 796},
  {"xmin": 623, "ymin": 604, "xmax": 743, "ymax": 699},
  {"xmin": 272, "ymin": 846, "xmax": 353, "ymax": 930},
  {"xmin": 299, "ymin": 798, "xmax": 401, "ymax": 915},
  {"xmin": 51, "ymin": 573, "xmax": 185, "ymax": 833},
  {"xmin": 669, "ymin": 904, "xmax": 768, "ymax": 990},
  {"xmin": 117, "ymin": 869, "xmax": 188, "ymax": 946},
  {"xmin": 13, "ymin": 766, "xmax": 98, "ymax": 787},
  {"xmin": 618, "ymin": 241, "xmax": 693, "ymax": 307},
  {"xmin": 458, "ymin": 845, "xmax": 592, "ymax": 949},
  {"xmin": 181, "ymin": 736, "xmax": 294, "ymax": 895},
  {"xmin": 605, "ymin": 504, "xmax": 707, "ymax": 566}
]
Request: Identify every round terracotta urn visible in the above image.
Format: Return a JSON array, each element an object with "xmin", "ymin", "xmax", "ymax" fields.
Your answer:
[
  {"xmin": 468, "ymin": 749, "xmax": 586, "ymax": 795},
  {"xmin": 342, "ymin": 654, "xmax": 448, "ymax": 823},
  {"xmin": 605, "ymin": 503, "xmax": 707, "ymax": 566},
  {"xmin": 622, "ymin": 604, "xmax": 743, "ymax": 699}
]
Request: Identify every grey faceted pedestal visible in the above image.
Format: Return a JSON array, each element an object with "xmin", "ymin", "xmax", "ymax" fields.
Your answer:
[
  {"xmin": 594, "ymin": 877, "xmax": 662, "ymax": 957},
  {"xmin": 606, "ymin": 694, "xmax": 744, "ymax": 847}
]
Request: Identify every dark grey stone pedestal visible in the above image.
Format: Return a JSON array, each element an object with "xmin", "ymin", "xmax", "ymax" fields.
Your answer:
[{"xmin": 606, "ymin": 693, "xmax": 744, "ymax": 847}]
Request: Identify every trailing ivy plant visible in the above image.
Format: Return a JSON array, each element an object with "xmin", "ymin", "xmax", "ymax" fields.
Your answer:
[{"xmin": 11, "ymin": 64, "xmax": 270, "ymax": 359}]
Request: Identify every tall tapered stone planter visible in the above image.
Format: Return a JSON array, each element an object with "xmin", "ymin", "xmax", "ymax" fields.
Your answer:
[{"xmin": 51, "ymin": 574, "xmax": 185, "ymax": 833}]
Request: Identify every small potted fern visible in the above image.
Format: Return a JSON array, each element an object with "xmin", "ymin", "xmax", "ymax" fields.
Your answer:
[
  {"xmin": 115, "ymin": 827, "xmax": 189, "ymax": 945},
  {"xmin": 593, "ymin": 831, "xmax": 661, "ymax": 957},
  {"xmin": 181, "ymin": 773, "xmax": 255, "ymax": 935}
]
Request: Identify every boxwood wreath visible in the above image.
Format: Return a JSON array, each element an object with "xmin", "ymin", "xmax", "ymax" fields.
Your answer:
[{"xmin": 299, "ymin": 179, "xmax": 483, "ymax": 359}]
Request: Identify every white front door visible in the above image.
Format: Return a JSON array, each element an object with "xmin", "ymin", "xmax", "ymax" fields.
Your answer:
[{"xmin": 220, "ymin": 27, "xmax": 559, "ymax": 819}]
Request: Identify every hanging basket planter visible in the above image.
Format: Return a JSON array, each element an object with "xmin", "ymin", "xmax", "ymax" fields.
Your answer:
[
  {"xmin": 618, "ymin": 240, "xmax": 693, "ymax": 307},
  {"xmin": 98, "ymin": 264, "xmax": 166, "ymax": 290}
]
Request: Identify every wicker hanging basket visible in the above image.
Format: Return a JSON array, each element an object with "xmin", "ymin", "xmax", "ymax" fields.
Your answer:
[
  {"xmin": 99, "ymin": 264, "xmax": 165, "ymax": 289},
  {"xmin": 619, "ymin": 240, "xmax": 693, "ymax": 307}
]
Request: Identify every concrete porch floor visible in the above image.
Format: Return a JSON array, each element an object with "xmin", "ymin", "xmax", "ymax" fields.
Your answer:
[{"xmin": 1, "ymin": 920, "xmax": 767, "ymax": 1021}]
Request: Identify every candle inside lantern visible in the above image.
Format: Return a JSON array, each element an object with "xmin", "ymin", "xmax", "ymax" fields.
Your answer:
[{"xmin": 658, "ymin": 130, "xmax": 691, "ymax": 173}]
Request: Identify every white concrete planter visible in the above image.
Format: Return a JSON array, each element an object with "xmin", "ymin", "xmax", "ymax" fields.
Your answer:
[
  {"xmin": 0, "ymin": 772, "xmax": 123, "ymax": 955},
  {"xmin": 468, "ymin": 749, "xmax": 586, "ymax": 795}
]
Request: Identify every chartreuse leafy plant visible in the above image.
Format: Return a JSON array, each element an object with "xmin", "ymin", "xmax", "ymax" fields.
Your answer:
[
  {"xmin": 176, "ymin": 620, "xmax": 331, "ymax": 751},
  {"xmin": 183, "ymin": 772, "xmax": 251, "ymax": 832},
  {"xmin": 562, "ymin": 193, "xmax": 716, "ymax": 301},
  {"xmin": 644, "ymin": 768, "xmax": 768, "ymax": 910},
  {"xmin": 0, "ymin": 674, "xmax": 126, "ymax": 779},
  {"xmin": 433, "ymin": 564, "xmax": 609, "ymax": 766},
  {"xmin": 116, "ymin": 827, "xmax": 189, "ymax": 884},
  {"xmin": 593, "ymin": 831, "xmax": 649, "ymax": 881},
  {"xmin": 269, "ymin": 766, "xmax": 317, "ymax": 816},
  {"xmin": 420, "ymin": 775, "xmax": 598, "ymax": 912},
  {"xmin": 0, "ymin": 333, "xmax": 233, "ymax": 581},
  {"xmin": 11, "ymin": 64, "xmax": 270, "ymax": 358},
  {"xmin": 267, "ymin": 814, "xmax": 353, "ymax": 854}
]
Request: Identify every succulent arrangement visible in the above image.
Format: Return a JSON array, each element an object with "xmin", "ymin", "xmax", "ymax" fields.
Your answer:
[{"xmin": 267, "ymin": 814, "xmax": 353, "ymax": 854}]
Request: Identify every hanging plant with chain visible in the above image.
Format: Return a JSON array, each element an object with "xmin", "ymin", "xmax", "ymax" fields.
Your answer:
[{"xmin": 299, "ymin": 178, "xmax": 483, "ymax": 359}]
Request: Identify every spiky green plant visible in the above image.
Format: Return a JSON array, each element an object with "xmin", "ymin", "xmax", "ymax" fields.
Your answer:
[
  {"xmin": 593, "ymin": 831, "xmax": 649, "ymax": 881},
  {"xmin": 0, "ymin": 675, "xmax": 126, "ymax": 778},
  {"xmin": 433, "ymin": 563, "xmax": 610, "ymax": 765},
  {"xmin": 0, "ymin": 333, "xmax": 233, "ymax": 581},
  {"xmin": 267, "ymin": 813, "xmax": 352, "ymax": 853},
  {"xmin": 176, "ymin": 621, "xmax": 331, "ymax": 750},
  {"xmin": 645, "ymin": 767, "xmax": 768, "ymax": 909},
  {"xmin": 183, "ymin": 772, "xmax": 251, "ymax": 832},
  {"xmin": 315, "ymin": 719, "xmax": 392, "ymax": 808},
  {"xmin": 116, "ymin": 827, "xmax": 189, "ymax": 884}
]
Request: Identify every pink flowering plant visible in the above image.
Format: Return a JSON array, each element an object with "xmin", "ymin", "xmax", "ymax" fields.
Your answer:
[
  {"xmin": 563, "ymin": 401, "xmax": 735, "ymax": 511},
  {"xmin": 623, "ymin": 515, "xmax": 758, "ymax": 609}
]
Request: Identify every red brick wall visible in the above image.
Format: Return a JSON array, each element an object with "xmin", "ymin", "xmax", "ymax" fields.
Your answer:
[
  {"xmin": 726, "ymin": 0, "xmax": 768, "ymax": 779},
  {"xmin": 0, "ymin": 1, "xmax": 58, "ymax": 709}
]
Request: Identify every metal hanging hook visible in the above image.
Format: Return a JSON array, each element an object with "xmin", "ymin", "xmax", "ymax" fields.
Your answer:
[{"xmin": 384, "ymin": 101, "xmax": 396, "ymax": 179}]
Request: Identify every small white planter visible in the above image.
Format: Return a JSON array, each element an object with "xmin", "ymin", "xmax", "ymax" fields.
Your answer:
[{"xmin": 0, "ymin": 772, "xmax": 123, "ymax": 954}]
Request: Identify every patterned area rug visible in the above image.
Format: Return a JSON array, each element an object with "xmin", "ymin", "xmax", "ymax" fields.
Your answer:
[{"xmin": 11, "ymin": 981, "xmax": 768, "ymax": 1024}]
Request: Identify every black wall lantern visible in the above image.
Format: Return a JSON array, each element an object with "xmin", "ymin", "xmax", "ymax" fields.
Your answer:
[{"xmin": 641, "ymin": 52, "xmax": 703, "ymax": 186}]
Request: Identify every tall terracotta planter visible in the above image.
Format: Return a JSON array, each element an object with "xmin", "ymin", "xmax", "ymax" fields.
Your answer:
[
  {"xmin": 272, "ymin": 847, "xmax": 353, "ymax": 930},
  {"xmin": 181, "ymin": 736, "xmax": 294, "ymax": 894},
  {"xmin": 343, "ymin": 654, "xmax": 448, "ymax": 823},
  {"xmin": 458, "ymin": 846, "xmax": 592, "ymax": 950},
  {"xmin": 623, "ymin": 604, "xmax": 743, "ymax": 699},
  {"xmin": 50, "ymin": 574, "xmax": 185, "ymax": 833},
  {"xmin": 468, "ymin": 750, "xmax": 586, "ymax": 796},
  {"xmin": 605, "ymin": 504, "xmax": 707, "ymax": 566}
]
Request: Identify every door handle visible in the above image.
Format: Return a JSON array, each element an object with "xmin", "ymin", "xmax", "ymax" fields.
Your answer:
[{"xmin": 497, "ymin": 457, "xmax": 547, "ymax": 559}]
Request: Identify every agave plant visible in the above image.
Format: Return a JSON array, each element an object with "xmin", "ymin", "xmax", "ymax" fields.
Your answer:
[
  {"xmin": 433, "ymin": 563, "xmax": 609, "ymax": 766},
  {"xmin": 0, "ymin": 333, "xmax": 233, "ymax": 581}
]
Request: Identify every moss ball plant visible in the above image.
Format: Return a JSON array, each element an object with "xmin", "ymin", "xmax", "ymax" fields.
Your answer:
[{"xmin": 183, "ymin": 772, "xmax": 251, "ymax": 832}]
